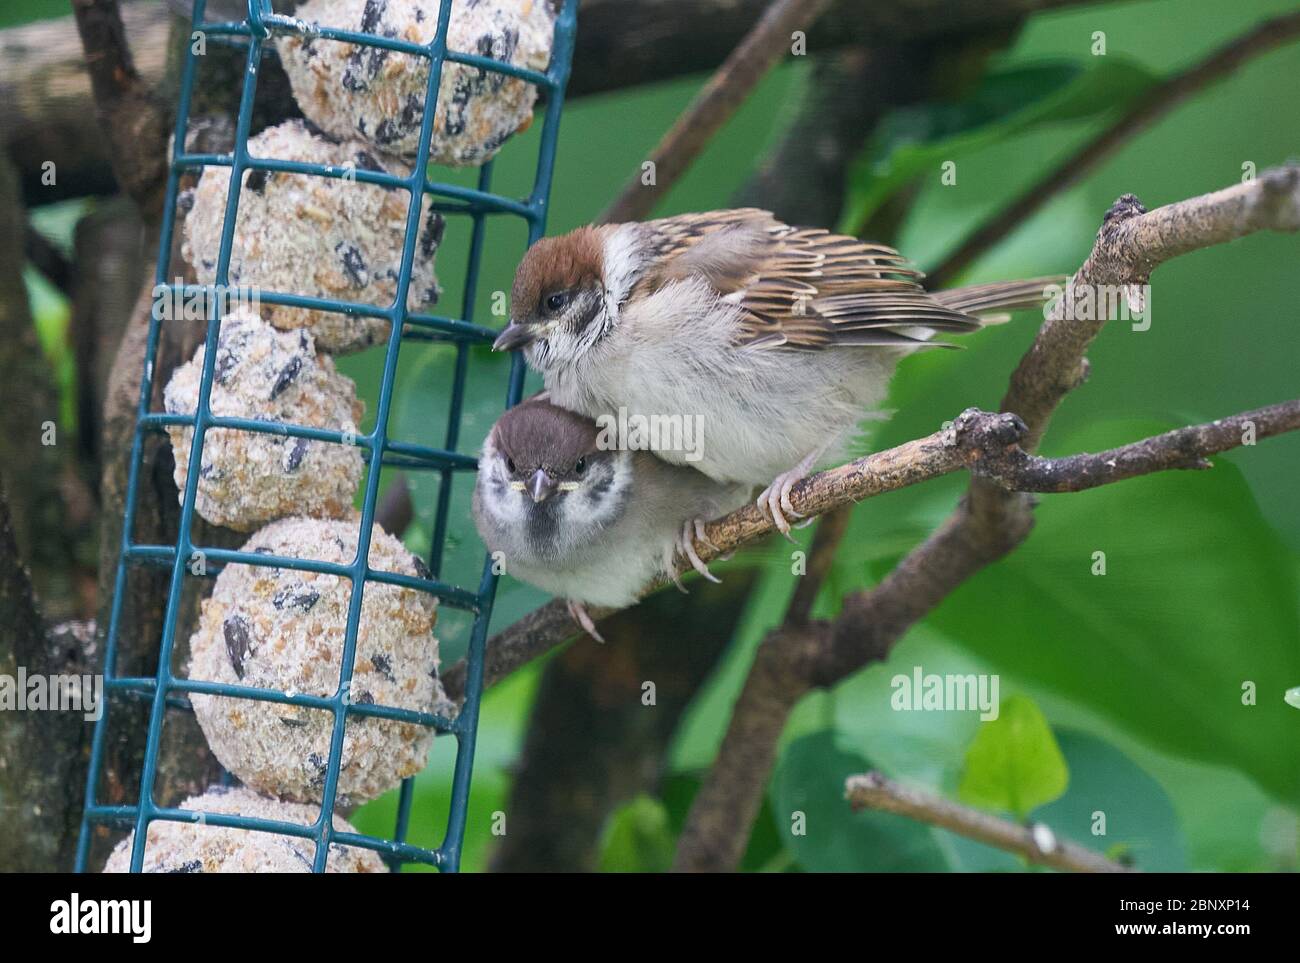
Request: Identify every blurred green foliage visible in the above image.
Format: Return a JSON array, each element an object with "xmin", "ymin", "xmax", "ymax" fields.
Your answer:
[
  {"xmin": 840, "ymin": 58, "xmax": 1158, "ymax": 232},
  {"xmin": 15, "ymin": 0, "xmax": 1299, "ymax": 871},
  {"xmin": 1, "ymin": 0, "xmax": 71, "ymax": 29}
]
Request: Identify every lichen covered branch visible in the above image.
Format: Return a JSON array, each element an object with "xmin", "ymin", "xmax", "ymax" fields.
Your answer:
[{"xmin": 845, "ymin": 772, "xmax": 1133, "ymax": 873}]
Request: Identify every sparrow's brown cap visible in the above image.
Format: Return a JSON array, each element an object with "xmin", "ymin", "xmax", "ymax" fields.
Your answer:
[
  {"xmin": 491, "ymin": 398, "xmax": 601, "ymax": 477},
  {"xmin": 509, "ymin": 226, "xmax": 604, "ymax": 323}
]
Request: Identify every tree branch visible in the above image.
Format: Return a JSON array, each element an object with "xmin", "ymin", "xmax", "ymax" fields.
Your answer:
[
  {"xmin": 1000, "ymin": 165, "xmax": 1300, "ymax": 453},
  {"xmin": 3, "ymin": 0, "xmax": 1122, "ymax": 204},
  {"xmin": 970, "ymin": 401, "xmax": 1300, "ymax": 492},
  {"xmin": 845, "ymin": 772, "xmax": 1133, "ymax": 873},
  {"xmin": 0, "ymin": 479, "xmax": 97, "ymax": 871},
  {"xmin": 927, "ymin": 10, "xmax": 1300, "ymax": 288},
  {"xmin": 446, "ymin": 395, "xmax": 1300, "ymax": 703},
  {"xmin": 599, "ymin": 0, "xmax": 835, "ymax": 223},
  {"xmin": 671, "ymin": 164, "xmax": 1300, "ymax": 871},
  {"xmin": 569, "ymin": 0, "xmax": 1123, "ymax": 98},
  {"xmin": 70, "ymin": 0, "xmax": 170, "ymax": 215}
]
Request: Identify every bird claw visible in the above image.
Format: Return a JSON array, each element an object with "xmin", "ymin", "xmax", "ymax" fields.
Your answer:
[
  {"xmin": 757, "ymin": 486, "xmax": 795, "ymax": 541},
  {"xmin": 757, "ymin": 481, "xmax": 799, "ymax": 541},
  {"xmin": 566, "ymin": 598, "xmax": 605, "ymax": 644},
  {"xmin": 662, "ymin": 542, "xmax": 690, "ymax": 593},
  {"xmin": 677, "ymin": 519, "xmax": 721, "ymax": 583},
  {"xmin": 758, "ymin": 455, "xmax": 818, "ymax": 538},
  {"xmin": 693, "ymin": 518, "xmax": 720, "ymax": 553}
]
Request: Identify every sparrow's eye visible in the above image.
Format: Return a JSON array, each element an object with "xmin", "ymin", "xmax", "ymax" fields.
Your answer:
[
  {"xmin": 574, "ymin": 457, "xmax": 587, "ymax": 475},
  {"xmin": 506, "ymin": 457, "xmax": 516, "ymax": 473},
  {"xmin": 544, "ymin": 291, "xmax": 571, "ymax": 313}
]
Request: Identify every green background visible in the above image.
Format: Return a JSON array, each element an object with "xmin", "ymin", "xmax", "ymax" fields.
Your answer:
[{"xmin": 14, "ymin": 0, "xmax": 1299, "ymax": 871}]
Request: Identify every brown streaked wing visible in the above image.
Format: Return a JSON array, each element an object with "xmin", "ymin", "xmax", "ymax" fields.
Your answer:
[
  {"xmin": 635, "ymin": 210, "xmax": 987, "ymax": 350},
  {"xmin": 635, "ymin": 208, "xmax": 782, "ymax": 295},
  {"xmin": 737, "ymin": 225, "xmax": 978, "ymax": 348}
]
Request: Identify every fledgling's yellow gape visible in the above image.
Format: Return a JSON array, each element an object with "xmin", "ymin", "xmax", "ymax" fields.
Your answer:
[
  {"xmin": 472, "ymin": 399, "xmax": 748, "ymax": 640},
  {"xmin": 494, "ymin": 208, "xmax": 1055, "ymax": 547}
]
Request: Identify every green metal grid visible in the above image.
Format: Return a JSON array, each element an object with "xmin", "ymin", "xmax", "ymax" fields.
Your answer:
[{"xmin": 76, "ymin": 0, "xmax": 578, "ymax": 873}]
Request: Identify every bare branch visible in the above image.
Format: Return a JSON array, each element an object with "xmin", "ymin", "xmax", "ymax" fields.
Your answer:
[
  {"xmin": 445, "ymin": 395, "xmax": 1300, "ymax": 703},
  {"xmin": 972, "ymin": 401, "xmax": 1300, "ymax": 492},
  {"xmin": 845, "ymin": 772, "xmax": 1133, "ymax": 873},
  {"xmin": 1003, "ymin": 164, "xmax": 1300, "ymax": 452},
  {"xmin": 671, "ymin": 165, "xmax": 1300, "ymax": 871},
  {"xmin": 2, "ymin": 0, "xmax": 1122, "ymax": 204},
  {"xmin": 927, "ymin": 10, "xmax": 1300, "ymax": 288},
  {"xmin": 70, "ymin": 0, "xmax": 171, "ymax": 215},
  {"xmin": 599, "ymin": 0, "xmax": 835, "ymax": 224}
]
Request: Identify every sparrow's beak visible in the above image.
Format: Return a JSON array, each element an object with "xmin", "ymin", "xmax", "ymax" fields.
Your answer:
[
  {"xmin": 492, "ymin": 322, "xmax": 538, "ymax": 352},
  {"xmin": 527, "ymin": 468, "xmax": 558, "ymax": 503}
]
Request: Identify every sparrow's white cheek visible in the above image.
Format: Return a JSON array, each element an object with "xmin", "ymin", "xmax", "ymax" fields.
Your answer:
[
  {"xmin": 482, "ymin": 477, "xmax": 529, "ymax": 525},
  {"xmin": 577, "ymin": 457, "xmax": 632, "ymax": 527},
  {"xmin": 523, "ymin": 340, "xmax": 548, "ymax": 370}
]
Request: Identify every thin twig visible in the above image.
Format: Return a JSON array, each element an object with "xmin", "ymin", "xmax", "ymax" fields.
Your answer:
[
  {"xmin": 845, "ymin": 772, "xmax": 1133, "ymax": 873},
  {"xmin": 783, "ymin": 506, "xmax": 852, "ymax": 626},
  {"xmin": 927, "ymin": 10, "xmax": 1300, "ymax": 288},
  {"xmin": 599, "ymin": 0, "xmax": 835, "ymax": 224}
]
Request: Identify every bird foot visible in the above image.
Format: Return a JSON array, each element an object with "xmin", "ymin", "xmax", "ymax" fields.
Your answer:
[
  {"xmin": 756, "ymin": 454, "xmax": 818, "ymax": 539},
  {"xmin": 676, "ymin": 518, "xmax": 721, "ymax": 584},
  {"xmin": 566, "ymin": 598, "xmax": 605, "ymax": 644}
]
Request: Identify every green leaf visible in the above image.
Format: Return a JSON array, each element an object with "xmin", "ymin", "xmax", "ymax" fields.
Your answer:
[
  {"xmin": 770, "ymin": 731, "xmax": 951, "ymax": 872},
  {"xmin": 598, "ymin": 795, "xmax": 677, "ymax": 873},
  {"xmin": 958, "ymin": 694, "xmax": 1068, "ymax": 818},
  {"xmin": 922, "ymin": 418, "xmax": 1300, "ymax": 804},
  {"xmin": 839, "ymin": 58, "xmax": 1158, "ymax": 231}
]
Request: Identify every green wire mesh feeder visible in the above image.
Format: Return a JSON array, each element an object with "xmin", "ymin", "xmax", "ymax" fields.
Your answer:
[{"xmin": 76, "ymin": 0, "xmax": 579, "ymax": 873}]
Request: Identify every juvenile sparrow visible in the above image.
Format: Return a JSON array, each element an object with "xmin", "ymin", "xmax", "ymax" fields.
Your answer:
[
  {"xmin": 493, "ymin": 208, "xmax": 1054, "ymax": 535},
  {"xmin": 472, "ymin": 398, "xmax": 749, "ymax": 640}
]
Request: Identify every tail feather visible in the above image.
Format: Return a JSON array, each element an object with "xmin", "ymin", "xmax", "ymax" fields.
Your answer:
[{"xmin": 931, "ymin": 276, "xmax": 1064, "ymax": 316}]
